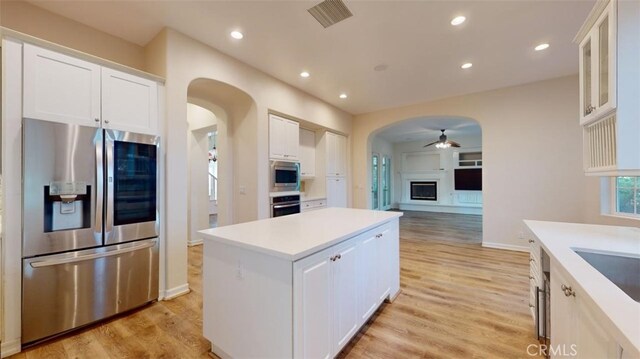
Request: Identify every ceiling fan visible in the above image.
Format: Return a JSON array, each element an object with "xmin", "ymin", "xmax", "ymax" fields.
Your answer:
[{"xmin": 423, "ymin": 129, "xmax": 461, "ymax": 148}]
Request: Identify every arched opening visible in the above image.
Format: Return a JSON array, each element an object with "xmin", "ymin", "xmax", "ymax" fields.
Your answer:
[
  {"xmin": 368, "ymin": 115, "xmax": 484, "ymax": 244},
  {"xmin": 184, "ymin": 78, "xmax": 257, "ymax": 286}
]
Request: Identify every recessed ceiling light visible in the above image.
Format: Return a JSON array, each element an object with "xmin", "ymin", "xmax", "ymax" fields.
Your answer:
[
  {"xmin": 300, "ymin": 71, "xmax": 310, "ymax": 78},
  {"xmin": 535, "ymin": 43, "xmax": 550, "ymax": 51},
  {"xmin": 451, "ymin": 16, "xmax": 466, "ymax": 26},
  {"xmin": 230, "ymin": 31, "xmax": 244, "ymax": 39},
  {"xmin": 461, "ymin": 63, "xmax": 473, "ymax": 69},
  {"xmin": 339, "ymin": 93, "xmax": 348, "ymax": 99}
]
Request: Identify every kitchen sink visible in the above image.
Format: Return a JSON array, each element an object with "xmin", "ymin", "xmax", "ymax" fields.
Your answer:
[{"xmin": 573, "ymin": 249, "xmax": 640, "ymax": 302}]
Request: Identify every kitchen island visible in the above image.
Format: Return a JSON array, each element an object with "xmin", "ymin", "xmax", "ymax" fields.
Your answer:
[{"xmin": 199, "ymin": 208, "xmax": 402, "ymax": 359}]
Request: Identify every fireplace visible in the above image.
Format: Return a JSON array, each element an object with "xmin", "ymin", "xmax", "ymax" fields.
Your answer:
[{"xmin": 410, "ymin": 181, "xmax": 437, "ymax": 201}]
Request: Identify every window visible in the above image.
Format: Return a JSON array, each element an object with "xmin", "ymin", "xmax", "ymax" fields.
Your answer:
[{"xmin": 615, "ymin": 176, "xmax": 640, "ymax": 216}]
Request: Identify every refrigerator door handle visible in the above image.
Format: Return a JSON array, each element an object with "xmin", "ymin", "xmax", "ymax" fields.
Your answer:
[
  {"xmin": 29, "ymin": 240, "xmax": 156, "ymax": 268},
  {"xmin": 95, "ymin": 131, "xmax": 104, "ymax": 237},
  {"xmin": 105, "ymin": 136, "xmax": 115, "ymax": 237}
]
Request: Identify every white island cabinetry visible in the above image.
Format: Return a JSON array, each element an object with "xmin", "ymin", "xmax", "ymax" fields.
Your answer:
[{"xmin": 200, "ymin": 208, "xmax": 402, "ymax": 359}]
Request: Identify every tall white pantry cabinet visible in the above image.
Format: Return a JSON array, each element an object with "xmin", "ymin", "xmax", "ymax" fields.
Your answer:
[
  {"xmin": 325, "ymin": 131, "xmax": 348, "ymax": 208},
  {"xmin": 1, "ymin": 38, "xmax": 164, "ymax": 357}
]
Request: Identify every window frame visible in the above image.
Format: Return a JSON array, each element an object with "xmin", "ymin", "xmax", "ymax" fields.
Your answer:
[{"xmin": 607, "ymin": 176, "xmax": 640, "ymax": 219}]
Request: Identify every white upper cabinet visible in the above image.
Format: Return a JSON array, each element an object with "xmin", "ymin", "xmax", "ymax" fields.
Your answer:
[
  {"xmin": 578, "ymin": 0, "xmax": 616, "ymax": 125},
  {"xmin": 326, "ymin": 132, "xmax": 347, "ymax": 177},
  {"xmin": 576, "ymin": 0, "xmax": 640, "ymax": 175},
  {"xmin": 23, "ymin": 43, "xmax": 101, "ymax": 127},
  {"xmin": 299, "ymin": 128, "xmax": 316, "ymax": 178},
  {"xmin": 23, "ymin": 43, "xmax": 160, "ymax": 135},
  {"xmin": 269, "ymin": 114, "xmax": 299, "ymax": 161},
  {"xmin": 102, "ymin": 67, "xmax": 158, "ymax": 135}
]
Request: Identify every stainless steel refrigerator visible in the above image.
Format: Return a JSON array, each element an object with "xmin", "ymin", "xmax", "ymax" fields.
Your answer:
[{"xmin": 22, "ymin": 118, "xmax": 160, "ymax": 345}]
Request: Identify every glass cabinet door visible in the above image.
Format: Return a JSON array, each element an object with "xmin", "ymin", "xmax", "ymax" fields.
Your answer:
[
  {"xmin": 598, "ymin": 15, "xmax": 609, "ymax": 108},
  {"xmin": 581, "ymin": 38, "xmax": 593, "ymax": 118},
  {"xmin": 580, "ymin": 1, "xmax": 616, "ymax": 124}
]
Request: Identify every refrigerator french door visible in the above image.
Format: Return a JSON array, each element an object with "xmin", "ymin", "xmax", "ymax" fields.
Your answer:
[{"xmin": 22, "ymin": 119, "xmax": 159, "ymax": 345}]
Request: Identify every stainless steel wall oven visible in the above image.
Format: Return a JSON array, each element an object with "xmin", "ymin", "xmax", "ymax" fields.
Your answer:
[
  {"xmin": 270, "ymin": 160, "xmax": 300, "ymax": 193},
  {"xmin": 270, "ymin": 195, "xmax": 301, "ymax": 217}
]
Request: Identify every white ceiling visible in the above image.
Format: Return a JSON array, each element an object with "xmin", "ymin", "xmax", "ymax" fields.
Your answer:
[
  {"xmin": 26, "ymin": 0, "xmax": 595, "ymax": 115},
  {"xmin": 375, "ymin": 116, "xmax": 481, "ymax": 144}
]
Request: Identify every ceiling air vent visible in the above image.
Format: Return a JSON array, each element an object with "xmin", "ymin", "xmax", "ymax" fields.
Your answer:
[{"xmin": 308, "ymin": 0, "xmax": 353, "ymax": 28}]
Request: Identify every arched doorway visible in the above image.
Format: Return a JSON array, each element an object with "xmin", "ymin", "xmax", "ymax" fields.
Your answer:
[
  {"xmin": 184, "ymin": 78, "xmax": 257, "ymax": 290},
  {"xmin": 368, "ymin": 116, "xmax": 483, "ymax": 243}
]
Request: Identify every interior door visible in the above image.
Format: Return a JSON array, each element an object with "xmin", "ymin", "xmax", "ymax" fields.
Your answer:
[
  {"xmin": 105, "ymin": 130, "xmax": 159, "ymax": 245},
  {"xmin": 371, "ymin": 153, "xmax": 379, "ymax": 210}
]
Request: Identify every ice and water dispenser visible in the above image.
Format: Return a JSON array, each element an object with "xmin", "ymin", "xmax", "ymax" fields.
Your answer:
[{"xmin": 43, "ymin": 181, "xmax": 91, "ymax": 232}]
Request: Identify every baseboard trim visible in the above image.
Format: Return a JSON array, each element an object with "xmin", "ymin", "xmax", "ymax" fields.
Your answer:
[
  {"xmin": 162, "ymin": 283, "xmax": 190, "ymax": 300},
  {"xmin": 398, "ymin": 203, "xmax": 482, "ymax": 215},
  {"xmin": 1, "ymin": 338, "xmax": 21, "ymax": 358},
  {"xmin": 188, "ymin": 238, "xmax": 203, "ymax": 247},
  {"xmin": 210, "ymin": 344, "xmax": 232, "ymax": 359},
  {"xmin": 387, "ymin": 289, "xmax": 401, "ymax": 303},
  {"xmin": 482, "ymin": 242, "xmax": 529, "ymax": 252}
]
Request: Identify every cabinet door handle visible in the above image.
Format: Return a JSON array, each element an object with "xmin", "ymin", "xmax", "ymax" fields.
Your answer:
[
  {"xmin": 528, "ymin": 239, "xmax": 535, "ymax": 243},
  {"xmin": 529, "ymin": 258, "xmax": 535, "ymax": 262},
  {"xmin": 105, "ymin": 119, "xmax": 110, "ymax": 124},
  {"xmin": 561, "ymin": 284, "xmax": 576, "ymax": 297},
  {"xmin": 336, "ymin": 254, "xmax": 341, "ymax": 260},
  {"xmin": 94, "ymin": 118, "xmax": 100, "ymax": 123},
  {"xmin": 529, "ymin": 276, "xmax": 534, "ymax": 280}
]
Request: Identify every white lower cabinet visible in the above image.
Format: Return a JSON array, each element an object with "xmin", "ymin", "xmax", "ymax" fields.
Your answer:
[
  {"xmin": 301, "ymin": 198, "xmax": 327, "ymax": 212},
  {"xmin": 550, "ymin": 264, "xmax": 623, "ymax": 359},
  {"xmin": 327, "ymin": 177, "xmax": 347, "ymax": 208},
  {"xmin": 332, "ymin": 240, "xmax": 359, "ymax": 354},
  {"xmin": 294, "ymin": 220, "xmax": 399, "ymax": 358},
  {"xmin": 357, "ymin": 232, "xmax": 379, "ymax": 322},
  {"xmin": 294, "ymin": 248, "xmax": 332, "ymax": 359}
]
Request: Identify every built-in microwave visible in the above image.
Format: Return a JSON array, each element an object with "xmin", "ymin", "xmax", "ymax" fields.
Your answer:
[{"xmin": 270, "ymin": 160, "xmax": 300, "ymax": 192}]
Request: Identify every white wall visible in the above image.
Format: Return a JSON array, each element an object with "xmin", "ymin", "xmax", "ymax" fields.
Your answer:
[
  {"xmin": 144, "ymin": 28, "xmax": 353, "ymax": 298},
  {"xmin": 0, "ymin": 1, "xmax": 146, "ymax": 70},
  {"xmin": 391, "ymin": 133, "xmax": 482, "ymax": 211},
  {"xmin": 353, "ymin": 76, "xmax": 592, "ymax": 251}
]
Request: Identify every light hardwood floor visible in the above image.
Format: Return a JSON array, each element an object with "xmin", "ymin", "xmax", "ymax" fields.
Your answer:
[{"xmin": 11, "ymin": 211, "xmax": 539, "ymax": 359}]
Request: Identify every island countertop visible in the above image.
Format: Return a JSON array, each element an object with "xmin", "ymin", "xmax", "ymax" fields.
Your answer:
[
  {"xmin": 524, "ymin": 220, "xmax": 640, "ymax": 354},
  {"xmin": 199, "ymin": 207, "xmax": 402, "ymax": 261}
]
